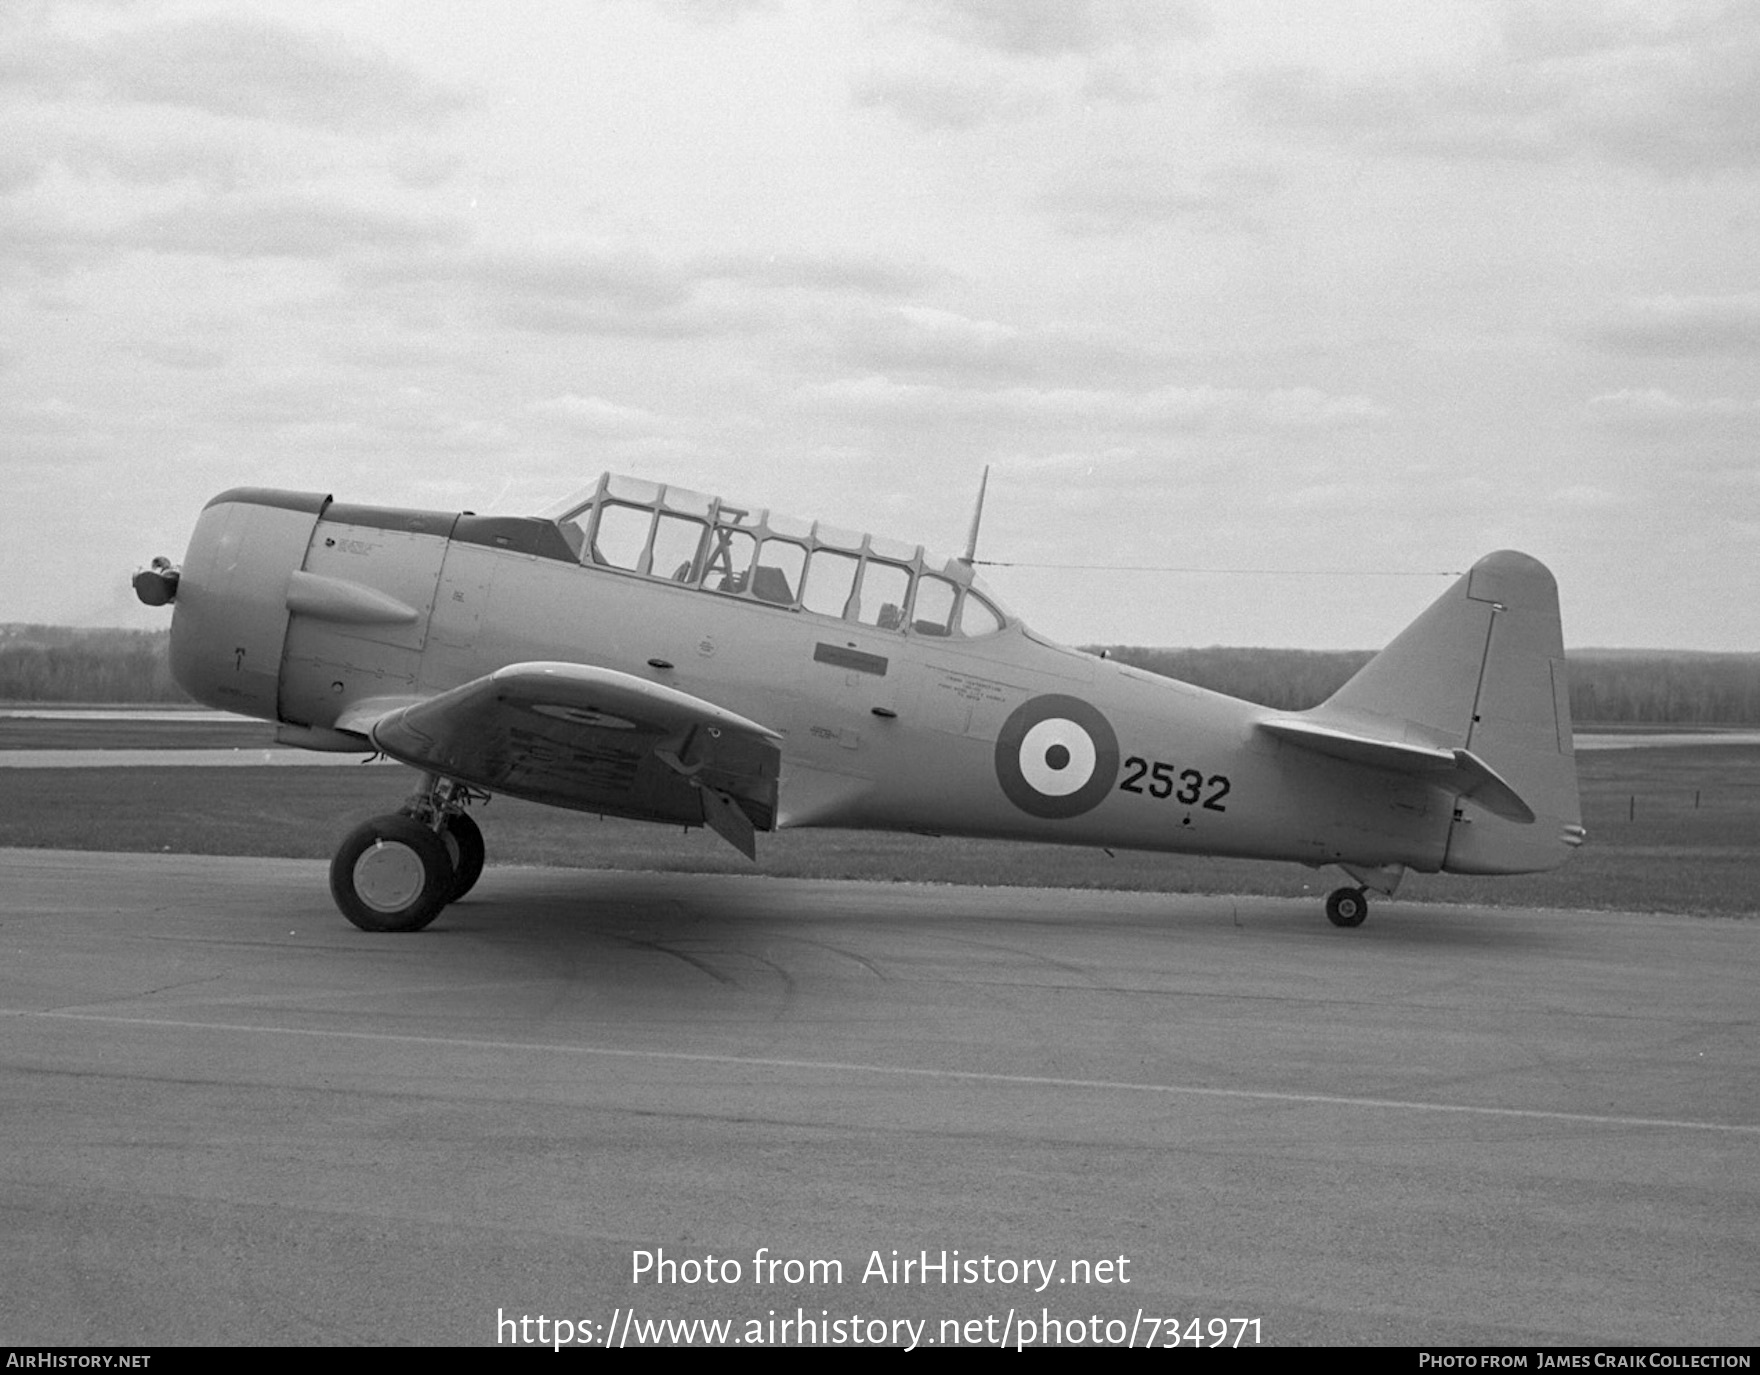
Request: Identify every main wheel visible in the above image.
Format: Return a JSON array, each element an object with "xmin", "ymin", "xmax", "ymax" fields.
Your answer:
[
  {"xmin": 331, "ymin": 814, "xmax": 453, "ymax": 932},
  {"xmin": 440, "ymin": 811, "xmax": 485, "ymax": 902},
  {"xmin": 1325, "ymin": 887, "xmax": 1369, "ymax": 928}
]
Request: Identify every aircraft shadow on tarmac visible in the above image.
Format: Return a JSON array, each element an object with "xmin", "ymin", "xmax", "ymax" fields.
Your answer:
[{"xmin": 339, "ymin": 866, "xmax": 1576, "ymax": 970}]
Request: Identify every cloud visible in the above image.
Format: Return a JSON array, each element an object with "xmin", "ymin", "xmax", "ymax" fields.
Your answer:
[
  {"xmin": 1584, "ymin": 387, "xmax": 1760, "ymax": 432},
  {"xmin": 797, "ymin": 375, "xmax": 1384, "ymax": 434},
  {"xmin": 1501, "ymin": 0, "xmax": 1680, "ymax": 62},
  {"xmin": 819, "ymin": 304, "xmax": 1198, "ymax": 387},
  {"xmin": 0, "ymin": 394, "xmax": 112, "ymax": 468},
  {"xmin": 348, "ymin": 246, "xmax": 729, "ymax": 340},
  {"xmin": 699, "ymin": 250, "xmax": 942, "ymax": 298},
  {"xmin": 385, "ymin": 144, "xmax": 463, "ymax": 191},
  {"xmin": 5, "ymin": 394, "xmax": 83, "ymax": 432},
  {"xmin": 1032, "ymin": 160, "xmax": 1281, "ymax": 235},
  {"xmin": 893, "ymin": 0, "xmax": 1207, "ymax": 57},
  {"xmin": 0, "ymin": 143, "xmax": 43, "ymax": 194},
  {"xmin": 654, "ymin": 0, "xmax": 779, "ymax": 23},
  {"xmin": 347, "ymin": 245, "xmax": 941, "ymax": 338},
  {"xmin": 0, "ymin": 15, "xmax": 468, "ymax": 133},
  {"xmin": 850, "ymin": 67, "xmax": 1054, "ymax": 130},
  {"xmin": 1, "ymin": 190, "xmax": 469, "ymax": 279},
  {"xmin": 55, "ymin": 132, "xmax": 247, "ymax": 190},
  {"xmin": 0, "ymin": 202, "xmax": 114, "ymax": 276},
  {"xmin": 1547, "ymin": 483, "xmax": 1629, "ymax": 509},
  {"xmin": 1242, "ymin": 4, "xmax": 1760, "ymax": 174},
  {"xmin": 855, "ymin": 0, "xmax": 1206, "ymax": 129},
  {"xmin": 109, "ymin": 341, "xmax": 227, "ymax": 371},
  {"xmin": 1590, "ymin": 292, "xmax": 1760, "ymax": 356},
  {"xmin": 531, "ymin": 394, "xmax": 667, "ymax": 436},
  {"xmin": 831, "ymin": 305, "xmax": 1036, "ymax": 380},
  {"xmin": 357, "ymin": 246, "xmax": 690, "ymax": 316},
  {"xmin": 1259, "ymin": 386, "xmax": 1386, "ymax": 428},
  {"xmin": 123, "ymin": 194, "xmax": 467, "ymax": 259},
  {"xmin": 0, "ymin": 115, "xmax": 260, "ymax": 206}
]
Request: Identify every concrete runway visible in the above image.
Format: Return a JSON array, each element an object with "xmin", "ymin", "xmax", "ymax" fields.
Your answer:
[{"xmin": 2, "ymin": 849, "xmax": 1755, "ymax": 1348}]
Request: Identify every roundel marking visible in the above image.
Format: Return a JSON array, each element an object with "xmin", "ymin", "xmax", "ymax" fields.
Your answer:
[{"xmin": 994, "ymin": 694, "xmax": 1120, "ymax": 819}]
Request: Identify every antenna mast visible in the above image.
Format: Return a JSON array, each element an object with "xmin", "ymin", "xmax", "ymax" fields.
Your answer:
[{"xmin": 961, "ymin": 464, "xmax": 991, "ymax": 565}]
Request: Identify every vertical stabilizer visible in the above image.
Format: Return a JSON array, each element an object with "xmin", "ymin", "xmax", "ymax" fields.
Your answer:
[{"xmin": 1316, "ymin": 551, "xmax": 1583, "ymax": 874}]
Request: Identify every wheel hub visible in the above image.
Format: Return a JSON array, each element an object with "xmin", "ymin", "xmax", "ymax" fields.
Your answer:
[{"xmin": 352, "ymin": 839, "xmax": 428, "ymax": 913}]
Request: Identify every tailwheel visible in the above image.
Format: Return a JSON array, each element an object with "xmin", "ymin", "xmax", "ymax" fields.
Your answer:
[
  {"xmin": 1325, "ymin": 886, "xmax": 1369, "ymax": 928},
  {"xmin": 439, "ymin": 810, "xmax": 485, "ymax": 902},
  {"xmin": 331, "ymin": 814, "xmax": 453, "ymax": 932}
]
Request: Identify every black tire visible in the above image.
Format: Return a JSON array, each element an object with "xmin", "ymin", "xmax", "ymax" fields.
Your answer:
[
  {"xmin": 440, "ymin": 811, "xmax": 485, "ymax": 903},
  {"xmin": 330, "ymin": 814, "xmax": 453, "ymax": 932},
  {"xmin": 1325, "ymin": 887, "xmax": 1369, "ymax": 928}
]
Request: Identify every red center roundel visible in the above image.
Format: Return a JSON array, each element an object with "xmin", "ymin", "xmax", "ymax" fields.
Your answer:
[{"xmin": 994, "ymin": 694, "xmax": 1120, "ymax": 819}]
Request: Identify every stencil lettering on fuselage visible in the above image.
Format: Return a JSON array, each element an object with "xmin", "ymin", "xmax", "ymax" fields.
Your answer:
[{"xmin": 994, "ymin": 694, "xmax": 1120, "ymax": 819}]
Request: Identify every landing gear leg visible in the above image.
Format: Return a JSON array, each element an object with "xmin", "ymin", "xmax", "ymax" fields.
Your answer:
[{"xmin": 1325, "ymin": 886, "xmax": 1369, "ymax": 928}]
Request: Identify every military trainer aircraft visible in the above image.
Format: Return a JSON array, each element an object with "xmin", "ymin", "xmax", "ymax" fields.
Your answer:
[{"xmin": 133, "ymin": 472, "xmax": 1583, "ymax": 932}]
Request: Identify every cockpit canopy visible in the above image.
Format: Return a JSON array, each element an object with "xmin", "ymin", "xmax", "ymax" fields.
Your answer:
[{"xmin": 543, "ymin": 474, "xmax": 1010, "ymax": 639}]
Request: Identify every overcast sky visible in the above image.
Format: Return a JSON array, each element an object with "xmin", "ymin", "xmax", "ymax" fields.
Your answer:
[{"xmin": 3, "ymin": 0, "xmax": 1756, "ymax": 649}]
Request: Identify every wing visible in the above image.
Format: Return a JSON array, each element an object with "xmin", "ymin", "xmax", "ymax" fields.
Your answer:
[
  {"xmin": 1258, "ymin": 717, "xmax": 1536, "ymax": 825},
  {"xmin": 352, "ymin": 662, "xmax": 782, "ymax": 858}
]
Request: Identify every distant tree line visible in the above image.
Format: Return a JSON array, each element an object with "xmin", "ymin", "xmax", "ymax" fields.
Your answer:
[
  {"xmin": 1092, "ymin": 646, "xmax": 1760, "ymax": 725},
  {"xmin": 1564, "ymin": 653, "xmax": 1760, "ymax": 725},
  {"xmin": 0, "ymin": 627, "xmax": 187, "ymax": 703},
  {"xmin": 4, "ymin": 624, "xmax": 1756, "ymax": 722},
  {"xmin": 1095, "ymin": 647, "xmax": 1375, "ymax": 714}
]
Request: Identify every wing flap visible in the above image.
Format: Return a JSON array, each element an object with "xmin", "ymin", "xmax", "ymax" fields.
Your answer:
[
  {"xmin": 361, "ymin": 662, "xmax": 782, "ymax": 845},
  {"xmin": 1259, "ymin": 717, "xmax": 1536, "ymax": 824}
]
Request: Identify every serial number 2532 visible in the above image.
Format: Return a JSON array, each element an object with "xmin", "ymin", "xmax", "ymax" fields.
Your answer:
[{"xmin": 1118, "ymin": 756, "xmax": 1230, "ymax": 811}]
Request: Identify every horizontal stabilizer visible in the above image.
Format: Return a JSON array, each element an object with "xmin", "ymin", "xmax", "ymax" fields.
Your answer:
[{"xmin": 1258, "ymin": 718, "xmax": 1536, "ymax": 824}]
